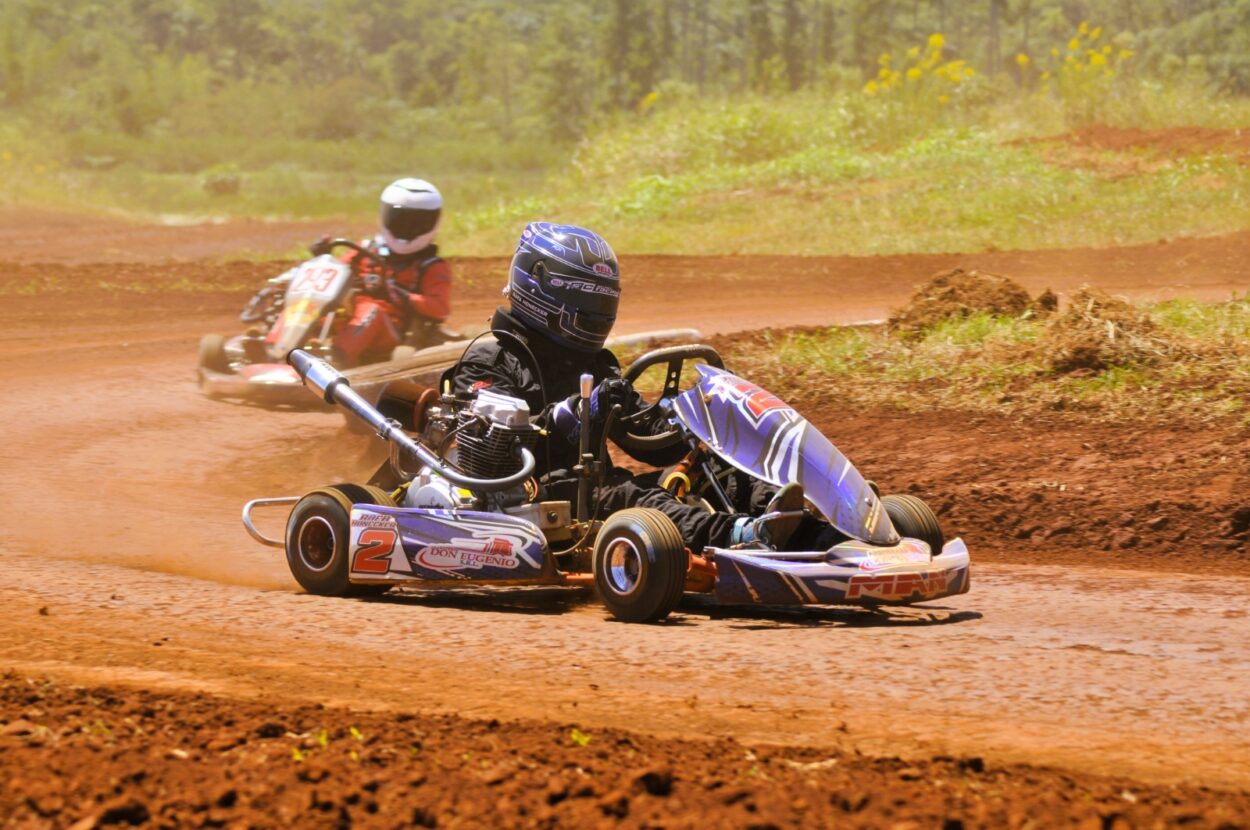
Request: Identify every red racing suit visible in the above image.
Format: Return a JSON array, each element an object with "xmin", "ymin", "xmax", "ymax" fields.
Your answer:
[{"xmin": 335, "ymin": 243, "xmax": 453, "ymax": 364}]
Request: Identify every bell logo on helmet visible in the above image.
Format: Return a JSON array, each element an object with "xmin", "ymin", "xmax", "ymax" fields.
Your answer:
[{"xmin": 593, "ymin": 262, "xmax": 614, "ymax": 277}]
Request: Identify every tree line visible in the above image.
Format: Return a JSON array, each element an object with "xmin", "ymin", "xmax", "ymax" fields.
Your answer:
[{"xmin": 2, "ymin": 0, "xmax": 1246, "ymax": 144}]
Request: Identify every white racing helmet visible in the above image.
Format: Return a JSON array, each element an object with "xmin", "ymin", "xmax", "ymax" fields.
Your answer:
[{"xmin": 378, "ymin": 178, "xmax": 443, "ymax": 255}]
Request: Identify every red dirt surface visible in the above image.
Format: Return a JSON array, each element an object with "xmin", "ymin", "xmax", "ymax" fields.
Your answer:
[
  {"xmin": 1058, "ymin": 125, "xmax": 1250, "ymax": 160},
  {"xmin": 4, "ymin": 220, "xmax": 1250, "ymax": 826},
  {"xmin": 5, "ymin": 674, "xmax": 1248, "ymax": 829},
  {"xmin": 6, "ymin": 227, "xmax": 1250, "ymax": 337}
]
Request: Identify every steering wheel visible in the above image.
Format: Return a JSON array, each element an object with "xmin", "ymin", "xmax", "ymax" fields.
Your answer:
[
  {"xmin": 615, "ymin": 344, "xmax": 724, "ymax": 455},
  {"xmin": 322, "ymin": 239, "xmax": 389, "ymax": 296},
  {"xmin": 323, "ymin": 238, "xmax": 384, "ymax": 264}
]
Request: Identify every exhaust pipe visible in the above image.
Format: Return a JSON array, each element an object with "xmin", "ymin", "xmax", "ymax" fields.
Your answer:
[{"xmin": 288, "ymin": 349, "xmax": 535, "ymax": 493}]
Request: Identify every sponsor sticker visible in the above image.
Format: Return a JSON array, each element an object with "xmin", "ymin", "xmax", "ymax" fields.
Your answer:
[
  {"xmin": 846, "ymin": 571, "xmax": 948, "ymax": 600},
  {"xmin": 415, "ymin": 537, "xmax": 520, "ymax": 572},
  {"xmin": 592, "ymin": 262, "xmax": 614, "ymax": 277},
  {"xmin": 547, "ymin": 277, "xmax": 620, "ymax": 297},
  {"xmin": 709, "ymin": 375, "xmax": 792, "ymax": 423},
  {"xmin": 352, "ymin": 511, "xmax": 397, "ymax": 528}
]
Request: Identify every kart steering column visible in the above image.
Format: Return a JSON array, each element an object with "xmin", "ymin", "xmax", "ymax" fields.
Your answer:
[{"xmin": 576, "ymin": 374, "xmax": 595, "ymax": 523}]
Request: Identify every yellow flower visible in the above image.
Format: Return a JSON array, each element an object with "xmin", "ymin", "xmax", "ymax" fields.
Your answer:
[
  {"xmin": 907, "ymin": 46, "xmax": 921, "ymax": 59},
  {"xmin": 928, "ymin": 33, "xmax": 945, "ymax": 49},
  {"xmin": 1089, "ymin": 52, "xmax": 1107, "ymax": 67},
  {"xmin": 864, "ymin": 80, "xmax": 879, "ymax": 95},
  {"xmin": 1090, "ymin": 26, "xmax": 1102, "ymax": 41},
  {"xmin": 1016, "ymin": 53, "xmax": 1030, "ymax": 67},
  {"xmin": 1051, "ymin": 47, "xmax": 1060, "ymax": 57},
  {"xmin": 1118, "ymin": 49, "xmax": 1135, "ymax": 60},
  {"xmin": 1041, "ymin": 71, "xmax": 1052, "ymax": 80},
  {"xmin": 907, "ymin": 67, "xmax": 922, "ymax": 80},
  {"xmin": 1079, "ymin": 21, "xmax": 1089, "ymax": 35},
  {"xmin": 1065, "ymin": 54, "xmax": 1077, "ymax": 65},
  {"xmin": 964, "ymin": 66, "xmax": 975, "ymax": 77},
  {"xmin": 938, "ymin": 94, "xmax": 950, "ymax": 105},
  {"xmin": 1102, "ymin": 44, "xmax": 1112, "ymax": 54},
  {"xmin": 1069, "ymin": 37, "xmax": 1080, "ymax": 51},
  {"xmin": 878, "ymin": 67, "xmax": 891, "ymax": 79},
  {"xmin": 878, "ymin": 52, "xmax": 891, "ymax": 66}
]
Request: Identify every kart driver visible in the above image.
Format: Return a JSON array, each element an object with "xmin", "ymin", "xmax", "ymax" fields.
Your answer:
[
  {"xmin": 311, "ymin": 178, "xmax": 453, "ymax": 363},
  {"xmin": 445, "ymin": 222, "xmax": 805, "ymax": 553}
]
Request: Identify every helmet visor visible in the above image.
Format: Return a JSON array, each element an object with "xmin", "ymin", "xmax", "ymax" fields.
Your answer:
[
  {"xmin": 574, "ymin": 310, "xmax": 615, "ymax": 339},
  {"xmin": 381, "ymin": 203, "xmax": 440, "ymax": 242}
]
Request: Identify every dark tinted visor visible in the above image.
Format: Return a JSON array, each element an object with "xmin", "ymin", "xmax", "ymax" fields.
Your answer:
[
  {"xmin": 574, "ymin": 310, "xmax": 616, "ymax": 338},
  {"xmin": 381, "ymin": 204, "xmax": 440, "ymax": 241}
]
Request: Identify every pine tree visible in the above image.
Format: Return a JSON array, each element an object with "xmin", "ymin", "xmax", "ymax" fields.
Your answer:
[
  {"xmin": 781, "ymin": 0, "xmax": 806, "ymax": 89},
  {"xmin": 605, "ymin": 0, "xmax": 657, "ymax": 107},
  {"xmin": 747, "ymin": 0, "xmax": 776, "ymax": 88}
]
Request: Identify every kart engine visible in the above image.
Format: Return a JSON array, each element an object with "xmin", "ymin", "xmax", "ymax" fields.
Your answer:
[{"xmin": 454, "ymin": 389, "xmax": 540, "ymax": 481}]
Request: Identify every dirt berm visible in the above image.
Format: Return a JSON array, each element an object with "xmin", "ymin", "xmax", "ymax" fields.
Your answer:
[{"xmin": 887, "ymin": 268, "xmax": 1054, "ymax": 333}]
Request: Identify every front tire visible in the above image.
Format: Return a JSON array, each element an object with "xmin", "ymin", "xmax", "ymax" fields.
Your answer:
[
  {"xmin": 881, "ymin": 494, "xmax": 945, "ymax": 556},
  {"xmin": 285, "ymin": 484, "xmax": 396, "ymax": 597},
  {"xmin": 593, "ymin": 508, "xmax": 687, "ymax": 623},
  {"xmin": 198, "ymin": 334, "xmax": 230, "ymax": 374}
]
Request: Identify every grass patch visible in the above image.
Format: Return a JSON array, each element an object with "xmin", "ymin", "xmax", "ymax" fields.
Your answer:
[
  {"xmin": 710, "ymin": 297, "xmax": 1250, "ymax": 423},
  {"xmin": 3, "ymin": 82, "xmax": 1249, "ymax": 258},
  {"xmin": 450, "ymin": 95, "xmax": 1250, "ymax": 256}
]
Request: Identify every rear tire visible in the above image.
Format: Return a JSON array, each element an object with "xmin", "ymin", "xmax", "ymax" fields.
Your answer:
[
  {"xmin": 198, "ymin": 334, "xmax": 230, "ymax": 374},
  {"xmin": 881, "ymin": 494, "xmax": 945, "ymax": 556},
  {"xmin": 285, "ymin": 484, "xmax": 396, "ymax": 597},
  {"xmin": 593, "ymin": 508, "xmax": 687, "ymax": 623}
]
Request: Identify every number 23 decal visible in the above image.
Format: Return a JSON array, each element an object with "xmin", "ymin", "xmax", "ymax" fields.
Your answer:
[
  {"xmin": 293, "ymin": 265, "xmax": 342, "ymax": 293},
  {"xmin": 352, "ymin": 528, "xmax": 397, "ymax": 574}
]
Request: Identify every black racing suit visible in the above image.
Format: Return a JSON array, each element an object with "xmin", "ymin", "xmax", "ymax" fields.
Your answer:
[{"xmin": 445, "ymin": 308, "xmax": 747, "ymax": 552}]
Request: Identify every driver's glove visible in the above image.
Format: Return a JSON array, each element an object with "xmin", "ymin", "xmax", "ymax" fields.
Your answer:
[
  {"xmin": 360, "ymin": 270, "xmax": 387, "ymax": 298},
  {"xmin": 308, "ymin": 235, "xmax": 334, "ymax": 257},
  {"xmin": 590, "ymin": 377, "xmax": 635, "ymax": 420},
  {"xmin": 385, "ymin": 280, "xmax": 413, "ymax": 311},
  {"xmin": 549, "ymin": 377, "xmax": 634, "ymax": 444}
]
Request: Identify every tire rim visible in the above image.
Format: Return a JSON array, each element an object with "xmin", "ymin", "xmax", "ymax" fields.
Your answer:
[
  {"xmin": 297, "ymin": 516, "xmax": 337, "ymax": 573},
  {"xmin": 603, "ymin": 538, "xmax": 643, "ymax": 597}
]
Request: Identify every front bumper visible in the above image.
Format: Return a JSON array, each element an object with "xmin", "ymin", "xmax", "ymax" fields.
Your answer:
[{"xmin": 708, "ymin": 537, "xmax": 971, "ymax": 606}]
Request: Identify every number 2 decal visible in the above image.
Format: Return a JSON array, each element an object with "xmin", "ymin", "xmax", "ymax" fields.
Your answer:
[{"xmin": 352, "ymin": 528, "xmax": 397, "ymax": 574}]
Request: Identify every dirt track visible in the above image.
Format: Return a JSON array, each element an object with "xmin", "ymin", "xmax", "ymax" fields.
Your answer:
[{"xmin": 3, "ymin": 221, "xmax": 1250, "ymax": 826}]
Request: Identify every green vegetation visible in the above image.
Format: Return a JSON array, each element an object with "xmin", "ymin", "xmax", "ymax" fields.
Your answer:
[
  {"xmin": 2, "ymin": 1, "xmax": 1249, "ymax": 255},
  {"xmin": 720, "ymin": 296, "xmax": 1250, "ymax": 422},
  {"xmin": 459, "ymin": 111, "xmax": 1250, "ymax": 255}
]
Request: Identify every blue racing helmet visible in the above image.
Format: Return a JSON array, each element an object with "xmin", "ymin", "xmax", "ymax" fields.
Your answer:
[{"xmin": 507, "ymin": 222, "xmax": 620, "ymax": 352}]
